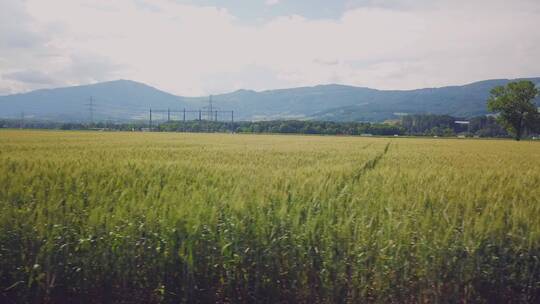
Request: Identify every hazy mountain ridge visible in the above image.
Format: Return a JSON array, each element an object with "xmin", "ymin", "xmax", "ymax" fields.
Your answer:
[
  {"xmin": 1, "ymin": 78, "xmax": 539, "ymax": 122},
  {"xmin": 0, "ymin": 80, "xmax": 193, "ymax": 121}
]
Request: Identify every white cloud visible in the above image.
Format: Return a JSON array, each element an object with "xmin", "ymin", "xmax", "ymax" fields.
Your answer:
[
  {"xmin": 265, "ymin": 0, "xmax": 280, "ymax": 6},
  {"xmin": 1, "ymin": 0, "xmax": 540, "ymax": 96}
]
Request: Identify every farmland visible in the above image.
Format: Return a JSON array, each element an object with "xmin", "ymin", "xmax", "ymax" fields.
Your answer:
[{"xmin": 1, "ymin": 130, "xmax": 539, "ymax": 303}]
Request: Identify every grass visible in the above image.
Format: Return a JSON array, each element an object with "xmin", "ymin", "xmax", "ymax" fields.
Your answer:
[{"xmin": 1, "ymin": 130, "xmax": 539, "ymax": 303}]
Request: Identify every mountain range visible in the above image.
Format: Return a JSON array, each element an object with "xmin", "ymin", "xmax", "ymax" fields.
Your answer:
[{"xmin": 1, "ymin": 78, "xmax": 539, "ymax": 122}]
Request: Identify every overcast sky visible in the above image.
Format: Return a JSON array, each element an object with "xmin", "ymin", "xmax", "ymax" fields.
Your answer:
[{"xmin": 1, "ymin": 0, "xmax": 540, "ymax": 96}]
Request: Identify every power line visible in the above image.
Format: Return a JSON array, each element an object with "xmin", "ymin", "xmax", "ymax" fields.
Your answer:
[{"xmin": 149, "ymin": 108, "xmax": 235, "ymax": 132}]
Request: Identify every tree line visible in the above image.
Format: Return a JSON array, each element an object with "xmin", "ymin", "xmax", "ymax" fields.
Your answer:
[
  {"xmin": 0, "ymin": 116, "xmax": 528, "ymax": 138},
  {"xmin": 401, "ymin": 114, "xmax": 509, "ymax": 137}
]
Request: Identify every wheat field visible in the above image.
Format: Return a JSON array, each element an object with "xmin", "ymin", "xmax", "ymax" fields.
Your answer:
[{"xmin": 1, "ymin": 130, "xmax": 539, "ymax": 303}]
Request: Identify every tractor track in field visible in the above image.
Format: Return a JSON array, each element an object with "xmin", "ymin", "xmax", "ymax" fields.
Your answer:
[{"xmin": 352, "ymin": 142, "xmax": 391, "ymax": 182}]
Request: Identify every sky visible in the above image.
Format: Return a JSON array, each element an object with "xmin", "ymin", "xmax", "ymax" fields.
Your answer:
[{"xmin": 1, "ymin": 0, "xmax": 540, "ymax": 96}]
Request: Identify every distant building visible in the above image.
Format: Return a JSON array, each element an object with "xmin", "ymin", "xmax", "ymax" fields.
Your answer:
[{"xmin": 393, "ymin": 112, "xmax": 408, "ymax": 116}]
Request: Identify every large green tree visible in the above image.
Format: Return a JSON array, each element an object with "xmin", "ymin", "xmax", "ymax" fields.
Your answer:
[{"xmin": 487, "ymin": 80, "xmax": 539, "ymax": 140}]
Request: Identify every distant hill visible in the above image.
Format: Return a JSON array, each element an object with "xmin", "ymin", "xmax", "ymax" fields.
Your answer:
[
  {"xmin": 1, "ymin": 78, "xmax": 539, "ymax": 122},
  {"xmin": 309, "ymin": 79, "xmax": 540, "ymax": 121},
  {"xmin": 0, "ymin": 80, "xmax": 192, "ymax": 121}
]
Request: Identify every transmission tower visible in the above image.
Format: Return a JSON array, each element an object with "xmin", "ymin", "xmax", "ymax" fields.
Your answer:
[
  {"xmin": 207, "ymin": 95, "xmax": 213, "ymax": 120},
  {"xmin": 85, "ymin": 96, "xmax": 96, "ymax": 123},
  {"xmin": 202, "ymin": 95, "xmax": 219, "ymax": 121}
]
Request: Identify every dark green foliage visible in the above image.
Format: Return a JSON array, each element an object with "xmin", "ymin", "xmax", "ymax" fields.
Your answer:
[
  {"xmin": 0, "ymin": 119, "xmax": 406, "ymax": 136},
  {"xmin": 158, "ymin": 120, "xmax": 404, "ymax": 136},
  {"xmin": 400, "ymin": 114, "xmax": 512, "ymax": 137},
  {"xmin": 0, "ymin": 115, "xmax": 521, "ymax": 138},
  {"xmin": 487, "ymin": 81, "xmax": 540, "ymax": 140},
  {"xmin": 401, "ymin": 114, "xmax": 456, "ymax": 135},
  {"xmin": 469, "ymin": 116, "xmax": 508, "ymax": 138}
]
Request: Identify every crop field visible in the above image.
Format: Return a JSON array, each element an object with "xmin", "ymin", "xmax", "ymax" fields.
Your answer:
[{"xmin": 1, "ymin": 130, "xmax": 539, "ymax": 303}]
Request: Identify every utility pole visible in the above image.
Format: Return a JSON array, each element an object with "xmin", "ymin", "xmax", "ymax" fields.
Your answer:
[
  {"xmin": 149, "ymin": 108, "xmax": 152, "ymax": 131},
  {"xmin": 144, "ymin": 108, "xmax": 237, "ymax": 133},
  {"xmin": 208, "ymin": 95, "xmax": 213, "ymax": 121},
  {"xmin": 231, "ymin": 110, "xmax": 234, "ymax": 133}
]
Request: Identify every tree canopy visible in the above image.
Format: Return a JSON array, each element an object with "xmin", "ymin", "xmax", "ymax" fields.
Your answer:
[{"xmin": 487, "ymin": 80, "xmax": 539, "ymax": 140}]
